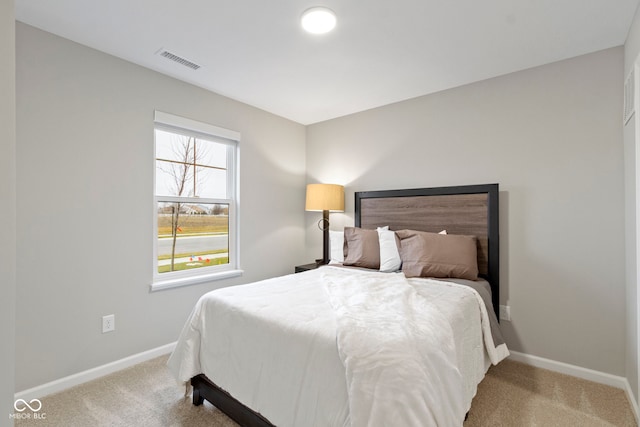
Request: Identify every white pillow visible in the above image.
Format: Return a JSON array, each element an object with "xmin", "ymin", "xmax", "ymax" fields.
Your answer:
[
  {"xmin": 439, "ymin": 230, "xmax": 447, "ymax": 235},
  {"xmin": 329, "ymin": 230, "xmax": 344, "ymax": 264},
  {"xmin": 377, "ymin": 226, "xmax": 402, "ymax": 272}
]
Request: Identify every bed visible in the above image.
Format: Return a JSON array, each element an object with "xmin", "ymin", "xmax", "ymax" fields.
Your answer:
[{"xmin": 168, "ymin": 183, "xmax": 508, "ymax": 427}]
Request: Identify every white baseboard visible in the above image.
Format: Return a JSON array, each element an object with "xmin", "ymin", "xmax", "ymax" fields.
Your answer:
[
  {"xmin": 14, "ymin": 342, "xmax": 177, "ymax": 400},
  {"xmin": 509, "ymin": 350, "xmax": 639, "ymax": 422},
  {"xmin": 623, "ymin": 377, "xmax": 640, "ymax": 424}
]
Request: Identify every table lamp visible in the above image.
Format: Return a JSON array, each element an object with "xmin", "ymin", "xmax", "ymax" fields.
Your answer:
[{"xmin": 305, "ymin": 183, "xmax": 344, "ymax": 264}]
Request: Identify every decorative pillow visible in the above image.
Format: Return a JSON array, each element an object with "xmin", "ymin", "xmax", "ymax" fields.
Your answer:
[
  {"xmin": 377, "ymin": 226, "xmax": 401, "ymax": 272},
  {"xmin": 329, "ymin": 230, "xmax": 344, "ymax": 264},
  {"xmin": 343, "ymin": 227, "xmax": 380, "ymax": 269},
  {"xmin": 396, "ymin": 229, "xmax": 478, "ymax": 280}
]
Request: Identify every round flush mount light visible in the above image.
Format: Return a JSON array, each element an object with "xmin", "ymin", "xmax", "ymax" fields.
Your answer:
[{"xmin": 301, "ymin": 7, "xmax": 337, "ymax": 34}]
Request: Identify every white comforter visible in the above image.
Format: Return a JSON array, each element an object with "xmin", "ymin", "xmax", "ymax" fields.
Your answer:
[
  {"xmin": 324, "ymin": 268, "xmax": 465, "ymax": 426},
  {"xmin": 167, "ymin": 266, "xmax": 508, "ymax": 427}
]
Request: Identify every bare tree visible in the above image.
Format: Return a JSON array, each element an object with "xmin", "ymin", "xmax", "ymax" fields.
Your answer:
[{"xmin": 157, "ymin": 135, "xmax": 210, "ymax": 271}]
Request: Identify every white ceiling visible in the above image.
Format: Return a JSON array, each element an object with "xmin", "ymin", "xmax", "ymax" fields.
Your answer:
[{"xmin": 15, "ymin": 0, "xmax": 640, "ymax": 125}]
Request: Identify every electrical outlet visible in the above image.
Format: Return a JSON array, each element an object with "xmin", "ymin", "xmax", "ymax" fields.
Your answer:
[
  {"xmin": 499, "ymin": 305, "xmax": 511, "ymax": 322},
  {"xmin": 102, "ymin": 314, "xmax": 115, "ymax": 333}
]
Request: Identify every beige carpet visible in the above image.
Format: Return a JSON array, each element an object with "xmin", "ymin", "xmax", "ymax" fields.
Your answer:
[
  {"xmin": 16, "ymin": 355, "xmax": 636, "ymax": 426},
  {"xmin": 466, "ymin": 360, "xmax": 636, "ymax": 427}
]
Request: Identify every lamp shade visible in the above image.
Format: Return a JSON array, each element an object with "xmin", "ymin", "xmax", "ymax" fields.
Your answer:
[{"xmin": 305, "ymin": 184, "xmax": 344, "ymax": 212}]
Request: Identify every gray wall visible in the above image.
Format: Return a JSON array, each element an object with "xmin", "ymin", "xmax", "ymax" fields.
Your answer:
[
  {"xmin": 625, "ymin": 4, "xmax": 640, "ymax": 403},
  {"xmin": 307, "ymin": 47, "xmax": 626, "ymax": 375},
  {"xmin": 1, "ymin": 0, "xmax": 16, "ymax": 423},
  {"xmin": 15, "ymin": 23, "xmax": 307, "ymax": 391}
]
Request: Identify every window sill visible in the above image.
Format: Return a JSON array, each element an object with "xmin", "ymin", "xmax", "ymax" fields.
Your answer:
[{"xmin": 150, "ymin": 269, "xmax": 244, "ymax": 292}]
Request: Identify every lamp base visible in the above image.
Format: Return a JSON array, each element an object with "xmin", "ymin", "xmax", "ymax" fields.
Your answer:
[{"xmin": 322, "ymin": 210, "xmax": 330, "ymax": 265}]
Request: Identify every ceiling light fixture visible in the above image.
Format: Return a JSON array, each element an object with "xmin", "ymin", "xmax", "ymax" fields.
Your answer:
[{"xmin": 301, "ymin": 7, "xmax": 337, "ymax": 34}]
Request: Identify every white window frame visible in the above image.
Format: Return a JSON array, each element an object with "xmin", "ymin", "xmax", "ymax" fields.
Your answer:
[{"xmin": 151, "ymin": 111, "xmax": 242, "ymax": 291}]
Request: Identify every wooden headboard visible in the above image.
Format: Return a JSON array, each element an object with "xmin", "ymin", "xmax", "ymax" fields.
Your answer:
[{"xmin": 355, "ymin": 184, "xmax": 500, "ymax": 317}]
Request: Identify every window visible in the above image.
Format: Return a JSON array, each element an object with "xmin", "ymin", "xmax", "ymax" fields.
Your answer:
[{"xmin": 152, "ymin": 111, "xmax": 241, "ymax": 291}]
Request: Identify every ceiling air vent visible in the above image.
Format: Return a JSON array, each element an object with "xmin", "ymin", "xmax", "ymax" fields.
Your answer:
[
  {"xmin": 157, "ymin": 49, "xmax": 201, "ymax": 70},
  {"xmin": 624, "ymin": 68, "xmax": 635, "ymax": 125}
]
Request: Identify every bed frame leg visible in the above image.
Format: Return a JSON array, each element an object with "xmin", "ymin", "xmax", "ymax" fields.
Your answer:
[{"xmin": 193, "ymin": 386, "xmax": 204, "ymax": 406}]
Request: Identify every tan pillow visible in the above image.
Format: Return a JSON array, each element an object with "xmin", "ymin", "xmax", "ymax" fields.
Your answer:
[
  {"xmin": 396, "ymin": 229, "xmax": 478, "ymax": 280},
  {"xmin": 343, "ymin": 227, "xmax": 380, "ymax": 269}
]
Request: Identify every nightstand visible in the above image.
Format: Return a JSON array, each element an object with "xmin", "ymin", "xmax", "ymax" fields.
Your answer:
[{"xmin": 295, "ymin": 263, "xmax": 320, "ymax": 273}]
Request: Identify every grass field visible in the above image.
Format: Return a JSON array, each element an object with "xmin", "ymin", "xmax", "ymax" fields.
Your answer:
[
  {"xmin": 157, "ymin": 214, "xmax": 228, "ymax": 236},
  {"xmin": 157, "ymin": 255, "xmax": 229, "ymax": 273},
  {"xmin": 157, "ymin": 249, "xmax": 228, "ymax": 261}
]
